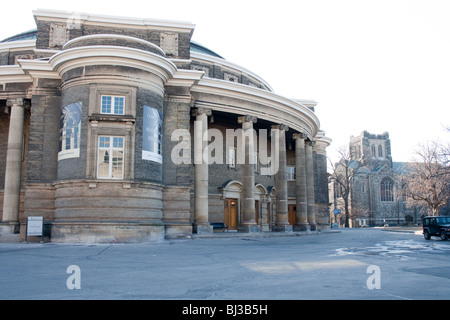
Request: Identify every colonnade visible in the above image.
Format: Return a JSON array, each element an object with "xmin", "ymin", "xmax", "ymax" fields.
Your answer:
[
  {"xmin": 1, "ymin": 103, "xmax": 317, "ymax": 235},
  {"xmin": 192, "ymin": 109, "xmax": 317, "ymax": 234}
]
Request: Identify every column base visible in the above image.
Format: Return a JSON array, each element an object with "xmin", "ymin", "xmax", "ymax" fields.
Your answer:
[
  {"xmin": 273, "ymin": 224, "xmax": 293, "ymax": 232},
  {"xmin": 0, "ymin": 223, "xmax": 20, "ymax": 243},
  {"xmin": 309, "ymin": 223, "xmax": 317, "ymax": 231},
  {"xmin": 194, "ymin": 223, "xmax": 213, "ymax": 235},
  {"xmin": 293, "ymin": 223, "xmax": 310, "ymax": 232},
  {"xmin": 238, "ymin": 224, "xmax": 261, "ymax": 233},
  {"xmin": 164, "ymin": 223, "xmax": 193, "ymax": 239}
]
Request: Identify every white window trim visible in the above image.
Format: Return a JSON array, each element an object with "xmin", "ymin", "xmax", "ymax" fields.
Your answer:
[
  {"xmin": 228, "ymin": 147, "xmax": 236, "ymax": 169},
  {"xmin": 100, "ymin": 95, "xmax": 125, "ymax": 115},
  {"xmin": 97, "ymin": 136, "xmax": 125, "ymax": 180},
  {"xmin": 287, "ymin": 166, "xmax": 296, "ymax": 181}
]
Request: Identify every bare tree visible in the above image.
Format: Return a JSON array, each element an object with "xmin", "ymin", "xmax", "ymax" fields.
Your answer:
[
  {"xmin": 403, "ymin": 141, "xmax": 450, "ymax": 216},
  {"xmin": 329, "ymin": 146, "xmax": 367, "ymax": 227}
]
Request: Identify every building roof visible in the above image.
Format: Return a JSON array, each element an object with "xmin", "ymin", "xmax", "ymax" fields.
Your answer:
[
  {"xmin": 0, "ymin": 29, "xmax": 225, "ymax": 59},
  {"xmin": 190, "ymin": 41, "xmax": 224, "ymax": 59},
  {"xmin": 392, "ymin": 162, "xmax": 415, "ymax": 174},
  {"xmin": 0, "ymin": 29, "xmax": 38, "ymax": 43}
]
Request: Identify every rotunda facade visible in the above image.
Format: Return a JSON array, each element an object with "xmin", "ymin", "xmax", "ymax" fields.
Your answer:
[{"xmin": 0, "ymin": 10, "xmax": 331, "ymax": 242}]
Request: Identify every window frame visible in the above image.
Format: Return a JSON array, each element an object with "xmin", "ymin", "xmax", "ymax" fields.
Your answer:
[
  {"xmin": 380, "ymin": 177, "xmax": 394, "ymax": 202},
  {"xmin": 286, "ymin": 166, "xmax": 296, "ymax": 181},
  {"xmin": 228, "ymin": 147, "xmax": 236, "ymax": 169},
  {"xmin": 100, "ymin": 95, "xmax": 125, "ymax": 115},
  {"xmin": 253, "ymin": 152, "xmax": 259, "ymax": 173},
  {"xmin": 97, "ymin": 135, "xmax": 125, "ymax": 180}
]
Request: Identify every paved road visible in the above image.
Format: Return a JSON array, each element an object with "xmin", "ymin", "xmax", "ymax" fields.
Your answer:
[{"xmin": 0, "ymin": 228, "xmax": 449, "ymax": 300}]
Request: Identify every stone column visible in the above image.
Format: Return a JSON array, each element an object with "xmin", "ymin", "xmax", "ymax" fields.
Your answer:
[
  {"xmin": 293, "ymin": 133, "xmax": 309, "ymax": 231},
  {"xmin": 2, "ymin": 98, "xmax": 25, "ymax": 229},
  {"xmin": 192, "ymin": 108, "xmax": 213, "ymax": 234},
  {"xmin": 273, "ymin": 124, "xmax": 292, "ymax": 232},
  {"xmin": 238, "ymin": 115, "xmax": 259, "ymax": 233},
  {"xmin": 305, "ymin": 140, "xmax": 316, "ymax": 231}
]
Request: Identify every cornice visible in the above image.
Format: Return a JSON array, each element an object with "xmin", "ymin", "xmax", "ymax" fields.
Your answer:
[
  {"xmin": 191, "ymin": 78, "xmax": 320, "ymax": 137},
  {"xmin": 166, "ymin": 69, "xmax": 204, "ymax": 87},
  {"xmin": 33, "ymin": 9, "xmax": 196, "ymax": 33},
  {"xmin": 48, "ymin": 45, "xmax": 178, "ymax": 82},
  {"xmin": 190, "ymin": 52, "xmax": 273, "ymax": 92},
  {"xmin": 0, "ymin": 40, "xmax": 36, "ymax": 53},
  {"xmin": 63, "ymin": 34, "xmax": 167, "ymax": 57},
  {"xmin": 18, "ymin": 59, "xmax": 60, "ymax": 79},
  {"xmin": 0, "ymin": 65, "xmax": 32, "ymax": 83}
]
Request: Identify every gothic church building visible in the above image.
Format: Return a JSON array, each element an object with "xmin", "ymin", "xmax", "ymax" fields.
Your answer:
[{"xmin": 330, "ymin": 131, "xmax": 423, "ymax": 227}]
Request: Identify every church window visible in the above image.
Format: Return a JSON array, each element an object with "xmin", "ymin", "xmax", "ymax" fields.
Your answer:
[
  {"xmin": 371, "ymin": 145, "xmax": 376, "ymax": 158},
  {"xmin": 378, "ymin": 145, "xmax": 383, "ymax": 158},
  {"xmin": 380, "ymin": 177, "xmax": 394, "ymax": 202}
]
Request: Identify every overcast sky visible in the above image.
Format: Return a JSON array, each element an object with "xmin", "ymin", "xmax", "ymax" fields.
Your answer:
[{"xmin": 1, "ymin": 0, "xmax": 449, "ymax": 164}]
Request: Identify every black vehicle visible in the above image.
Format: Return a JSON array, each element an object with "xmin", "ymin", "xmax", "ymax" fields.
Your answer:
[{"xmin": 423, "ymin": 216, "xmax": 450, "ymax": 241}]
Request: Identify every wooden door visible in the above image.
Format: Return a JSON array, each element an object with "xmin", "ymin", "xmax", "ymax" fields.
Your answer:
[
  {"xmin": 224, "ymin": 198, "xmax": 238, "ymax": 230},
  {"xmin": 255, "ymin": 200, "xmax": 259, "ymax": 224},
  {"xmin": 288, "ymin": 204, "xmax": 297, "ymax": 226}
]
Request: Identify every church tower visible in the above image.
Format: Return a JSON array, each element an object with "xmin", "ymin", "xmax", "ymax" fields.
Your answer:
[{"xmin": 349, "ymin": 131, "xmax": 393, "ymax": 169}]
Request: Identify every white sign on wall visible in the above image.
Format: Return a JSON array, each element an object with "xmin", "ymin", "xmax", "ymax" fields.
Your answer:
[{"xmin": 27, "ymin": 216, "xmax": 43, "ymax": 237}]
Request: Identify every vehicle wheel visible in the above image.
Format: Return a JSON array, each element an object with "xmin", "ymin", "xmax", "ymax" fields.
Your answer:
[
  {"xmin": 424, "ymin": 230, "xmax": 431, "ymax": 240},
  {"xmin": 440, "ymin": 230, "xmax": 448, "ymax": 241}
]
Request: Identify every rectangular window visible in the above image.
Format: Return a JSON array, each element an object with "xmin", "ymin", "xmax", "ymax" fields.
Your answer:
[
  {"xmin": 101, "ymin": 95, "xmax": 125, "ymax": 115},
  {"xmin": 286, "ymin": 167, "xmax": 296, "ymax": 181},
  {"xmin": 97, "ymin": 136, "xmax": 124, "ymax": 179},
  {"xmin": 253, "ymin": 153, "xmax": 259, "ymax": 172},
  {"xmin": 228, "ymin": 147, "xmax": 236, "ymax": 168}
]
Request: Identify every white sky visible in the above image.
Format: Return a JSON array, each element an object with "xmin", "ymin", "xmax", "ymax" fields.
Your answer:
[{"xmin": 1, "ymin": 0, "xmax": 450, "ymax": 164}]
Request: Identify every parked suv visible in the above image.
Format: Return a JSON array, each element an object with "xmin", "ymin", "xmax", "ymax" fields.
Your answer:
[{"xmin": 423, "ymin": 216, "xmax": 450, "ymax": 241}]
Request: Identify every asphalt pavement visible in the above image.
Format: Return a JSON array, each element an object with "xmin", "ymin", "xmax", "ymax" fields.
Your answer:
[{"xmin": 0, "ymin": 228, "xmax": 449, "ymax": 300}]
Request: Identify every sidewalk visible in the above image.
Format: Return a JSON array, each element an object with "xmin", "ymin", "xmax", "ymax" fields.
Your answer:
[
  {"xmin": 377, "ymin": 226, "xmax": 423, "ymax": 235},
  {"xmin": 192, "ymin": 229, "xmax": 340, "ymax": 239}
]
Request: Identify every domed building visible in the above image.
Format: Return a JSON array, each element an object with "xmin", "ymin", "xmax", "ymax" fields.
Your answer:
[{"xmin": 0, "ymin": 9, "xmax": 331, "ymax": 242}]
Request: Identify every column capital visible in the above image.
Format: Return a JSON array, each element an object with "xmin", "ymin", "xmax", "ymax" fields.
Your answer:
[
  {"xmin": 6, "ymin": 98, "xmax": 25, "ymax": 107},
  {"xmin": 306, "ymin": 140, "xmax": 316, "ymax": 147},
  {"xmin": 292, "ymin": 132, "xmax": 308, "ymax": 140},
  {"xmin": 191, "ymin": 107, "xmax": 212, "ymax": 117},
  {"xmin": 237, "ymin": 115, "xmax": 257, "ymax": 124},
  {"xmin": 271, "ymin": 124, "xmax": 289, "ymax": 131}
]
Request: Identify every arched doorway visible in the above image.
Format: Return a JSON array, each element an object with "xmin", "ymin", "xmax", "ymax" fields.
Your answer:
[{"xmin": 221, "ymin": 181, "xmax": 242, "ymax": 230}]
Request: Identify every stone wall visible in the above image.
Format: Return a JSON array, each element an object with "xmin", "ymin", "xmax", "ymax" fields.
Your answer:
[{"xmin": 35, "ymin": 20, "xmax": 193, "ymax": 61}]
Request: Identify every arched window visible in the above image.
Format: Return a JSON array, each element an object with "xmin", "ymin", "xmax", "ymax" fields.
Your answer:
[
  {"xmin": 378, "ymin": 145, "xmax": 383, "ymax": 158},
  {"xmin": 371, "ymin": 145, "xmax": 376, "ymax": 157},
  {"xmin": 380, "ymin": 177, "xmax": 394, "ymax": 202}
]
